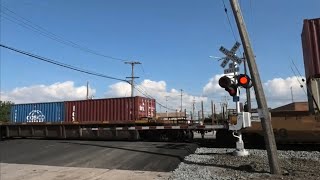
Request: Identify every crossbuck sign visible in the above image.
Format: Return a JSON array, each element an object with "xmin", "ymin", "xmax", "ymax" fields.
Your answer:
[{"xmin": 219, "ymin": 42, "xmax": 243, "ymax": 74}]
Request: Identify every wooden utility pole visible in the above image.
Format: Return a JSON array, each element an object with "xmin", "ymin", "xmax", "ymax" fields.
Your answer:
[
  {"xmin": 229, "ymin": 0, "xmax": 281, "ymax": 174},
  {"xmin": 192, "ymin": 98, "xmax": 195, "ymax": 120},
  {"xmin": 86, "ymin": 81, "xmax": 89, "ymax": 100},
  {"xmin": 290, "ymin": 87, "xmax": 294, "ymax": 103},
  {"xmin": 125, "ymin": 61, "xmax": 141, "ymax": 97},
  {"xmin": 165, "ymin": 95, "xmax": 169, "ymax": 119},
  {"xmin": 180, "ymin": 89, "xmax": 183, "ymax": 112},
  {"xmin": 201, "ymin": 101, "xmax": 204, "ymax": 124},
  {"xmin": 211, "ymin": 100, "xmax": 214, "ymax": 124}
]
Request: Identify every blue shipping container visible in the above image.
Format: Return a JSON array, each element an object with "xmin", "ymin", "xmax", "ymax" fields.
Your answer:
[{"xmin": 11, "ymin": 102, "xmax": 65, "ymax": 123}]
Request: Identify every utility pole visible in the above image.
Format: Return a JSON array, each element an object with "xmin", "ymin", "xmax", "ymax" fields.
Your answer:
[
  {"xmin": 201, "ymin": 101, "xmax": 204, "ymax": 125},
  {"xmin": 192, "ymin": 97, "xmax": 195, "ymax": 120},
  {"xmin": 180, "ymin": 89, "xmax": 183, "ymax": 112},
  {"xmin": 211, "ymin": 100, "xmax": 214, "ymax": 124},
  {"xmin": 222, "ymin": 96, "xmax": 229, "ymax": 119},
  {"xmin": 165, "ymin": 95, "xmax": 169, "ymax": 119},
  {"xmin": 290, "ymin": 87, "xmax": 294, "ymax": 103},
  {"xmin": 214, "ymin": 103, "xmax": 216, "ymax": 119},
  {"xmin": 230, "ymin": 0, "xmax": 281, "ymax": 174},
  {"xmin": 86, "ymin": 81, "xmax": 89, "ymax": 100},
  {"xmin": 219, "ymin": 102, "xmax": 224, "ymax": 119},
  {"xmin": 125, "ymin": 61, "xmax": 141, "ymax": 97}
]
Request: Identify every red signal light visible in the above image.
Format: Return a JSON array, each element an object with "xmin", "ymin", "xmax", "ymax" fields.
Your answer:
[
  {"xmin": 239, "ymin": 76, "xmax": 248, "ymax": 84},
  {"xmin": 237, "ymin": 74, "xmax": 251, "ymax": 88}
]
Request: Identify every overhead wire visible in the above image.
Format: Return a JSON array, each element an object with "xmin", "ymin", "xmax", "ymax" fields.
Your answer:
[
  {"xmin": 0, "ymin": 4, "xmax": 127, "ymax": 62},
  {"xmin": 133, "ymin": 87, "xmax": 177, "ymax": 111},
  {"xmin": 291, "ymin": 58, "xmax": 305, "ymax": 78},
  {"xmin": 134, "ymin": 83, "xmax": 153, "ymax": 99},
  {"xmin": 133, "ymin": 82, "xmax": 177, "ymax": 111},
  {"xmin": 0, "ymin": 43, "xmax": 128, "ymax": 82},
  {"xmin": 0, "ymin": 13, "xmax": 81, "ymax": 51},
  {"xmin": 220, "ymin": 0, "xmax": 244, "ymax": 58},
  {"xmin": 139, "ymin": 64, "xmax": 148, "ymax": 80},
  {"xmin": 133, "ymin": 82, "xmax": 213, "ymax": 112},
  {"xmin": 290, "ymin": 65, "xmax": 307, "ymax": 96},
  {"xmin": 290, "ymin": 61, "xmax": 320, "ymax": 111},
  {"xmin": 221, "ymin": 0, "xmax": 238, "ymax": 43}
]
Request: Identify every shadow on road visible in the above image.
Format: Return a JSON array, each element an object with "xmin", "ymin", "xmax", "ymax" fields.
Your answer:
[{"xmin": 59, "ymin": 141, "xmax": 198, "ymax": 162}]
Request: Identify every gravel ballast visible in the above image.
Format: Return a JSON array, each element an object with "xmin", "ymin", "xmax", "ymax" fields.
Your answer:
[{"xmin": 169, "ymin": 147, "xmax": 320, "ymax": 180}]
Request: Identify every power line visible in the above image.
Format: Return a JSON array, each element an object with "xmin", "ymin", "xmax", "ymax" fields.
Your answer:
[
  {"xmin": 0, "ymin": 4, "xmax": 127, "ymax": 62},
  {"xmin": 0, "ymin": 43, "xmax": 128, "ymax": 82},
  {"xmin": 221, "ymin": 0, "xmax": 244, "ymax": 57},
  {"xmin": 133, "ymin": 85, "xmax": 176, "ymax": 111},
  {"xmin": 135, "ymin": 85, "xmax": 174, "ymax": 110},
  {"xmin": 139, "ymin": 64, "xmax": 148, "ymax": 80},
  {"xmin": 133, "ymin": 80, "xmax": 213, "ymax": 111},
  {"xmin": 291, "ymin": 58, "xmax": 305, "ymax": 78},
  {"xmin": 133, "ymin": 82, "xmax": 177, "ymax": 111},
  {"xmin": 290, "ymin": 66, "xmax": 307, "ymax": 96},
  {"xmin": 221, "ymin": 0, "xmax": 238, "ymax": 43},
  {"xmin": 134, "ymin": 83, "xmax": 151, "ymax": 97}
]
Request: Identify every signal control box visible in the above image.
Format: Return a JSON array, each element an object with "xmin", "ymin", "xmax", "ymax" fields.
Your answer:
[{"xmin": 229, "ymin": 112, "xmax": 251, "ymax": 131}]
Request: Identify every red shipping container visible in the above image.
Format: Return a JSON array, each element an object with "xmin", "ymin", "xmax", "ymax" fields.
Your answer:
[
  {"xmin": 301, "ymin": 18, "xmax": 320, "ymax": 82},
  {"xmin": 65, "ymin": 96, "xmax": 156, "ymax": 124}
]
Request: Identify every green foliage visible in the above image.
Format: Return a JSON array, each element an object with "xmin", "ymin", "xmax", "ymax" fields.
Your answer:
[{"xmin": 0, "ymin": 101, "xmax": 14, "ymax": 122}]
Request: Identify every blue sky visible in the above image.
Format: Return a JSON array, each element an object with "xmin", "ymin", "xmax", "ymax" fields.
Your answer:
[{"xmin": 1, "ymin": 0, "xmax": 319, "ymax": 113}]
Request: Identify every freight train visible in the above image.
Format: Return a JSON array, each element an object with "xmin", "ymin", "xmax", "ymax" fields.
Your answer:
[
  {"xmin": 241, "ymin": 111, "xmax": 320, "ymax": 144},
  {"xmin": 0, "ymin": 96, "xmax": 224, "ymax": 141},
  {"xmin": 10, "ymin": 96, "xmax": 156, "ymax": 124},
  {"xmin": 1, "ymin": 96, "xmax": 320, "ymax": 144},
  {"xmin": 214, "ymin": 110, "xmax": 320, "ymax": 145}
]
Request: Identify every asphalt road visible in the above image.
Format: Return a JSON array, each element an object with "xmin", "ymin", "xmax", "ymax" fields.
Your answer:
[
  {"xmin": 1, "ymin": 163, "xmax": 172, "ymax": 180},
  {"xmin": 0, "ymin": 139, "xmax": 198, "ymax": 172}
]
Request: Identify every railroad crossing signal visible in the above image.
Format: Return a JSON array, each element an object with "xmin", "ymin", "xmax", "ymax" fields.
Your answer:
[
  {"xmin": 224, "ymin": 63, "xmax": 240, "ymax": 74},
  {"xmin": 218, "ymin": 74, "xmax": 252, "ymax": 97},
  {"xmin": 219, "ymin": 41, "xmax": 242, "ymax": 68},
  {"xmin": 218, "ymin": 76, "xmax": 238, "ymax": 97},
  {"xmin": 237, "ymin": 74, "xmax": 252, "ymax": 88}
]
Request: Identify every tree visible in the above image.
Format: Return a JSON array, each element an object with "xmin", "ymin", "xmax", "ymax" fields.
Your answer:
[{"xmin": 0, "ymin": 101, "xmax": 14, "ymax": 122}]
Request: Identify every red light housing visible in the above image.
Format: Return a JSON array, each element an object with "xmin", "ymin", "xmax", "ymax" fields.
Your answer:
[
  {"xmin": 219, "ymin": 76, "xmax": 232, "ymax": 88},
  {"xmin": 225, "ymin": 84, "xmax": 238, "ymax": 96},
  {"xmin": 237, "ymin": 74, "xmax": 251, "ymax": 88},
  {"xmin": 219, "ymin": 76, "xmax": 238, "ymax": 96}
]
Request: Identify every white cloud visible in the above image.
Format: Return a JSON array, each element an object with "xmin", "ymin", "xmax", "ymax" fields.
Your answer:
[
  {"xmin": 202, "ymin": 74, "xmax": 308, "ymax": 109},
  {"xmin": 1, "ymin": 81, "xmax": 96, "ymax": 104},
  {"xmin": 105, "ymin": 81, "xmax": 132, "ymax": 97},
  {"xmin": 1, "ymin": 76, "xmax": 308, "ymax": 115},
  {"xmin": 203, "ymin": 74, "xmax": 226, "ymax": 96},
  {"xmin": 263, "ymin": 76, "xmax": 307, "ymax": 107},
  {"xmin": 105, "ymin": 79, "xmax": 208, "ymax": 114},
  {"xmin": 105, "ymin": 75, "xmax": 308, "ymax": 116}
]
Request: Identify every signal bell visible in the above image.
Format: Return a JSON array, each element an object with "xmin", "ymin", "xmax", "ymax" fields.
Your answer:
[{"xmin": 237, "ymin": 74, "xmax": 251, "ymax": 88}]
